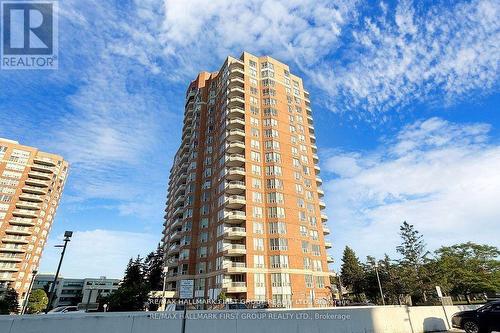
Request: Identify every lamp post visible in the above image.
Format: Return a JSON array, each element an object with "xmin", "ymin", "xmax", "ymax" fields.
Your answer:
[
  {"xmin": 161, "ymin": 266, "xmax": 169, "ymax": 310},
  {"xmin": 45, "ymin": 231, "xmax": 73, "ymax": 313},
  {"xmin": 374, "ymin": 262, "xmax": 385, "ymax": 306},
  {"xmin": 20, "ymin": 270, "xmax": 38, "ymax": 315}
]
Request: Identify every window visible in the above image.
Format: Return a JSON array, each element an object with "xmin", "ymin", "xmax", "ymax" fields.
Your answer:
[
  {"xmin": 268, "ymin": 207, "xmax": 285, "ymax": 218},
  {"xmin": 253, "ymin": 222, "xmax": 264, "ymax": 234},
  {"xmin": 266, "ymin": 179, "xmax": 283, "ymax": 189},
  {"xmin": 265, "ymin": 165, "xmax": 282, "ymax": 176},
  {"xmin": 265, "ymin": 152, "xmax": 281, "ymax": 163},
  {"xmin": 268, "ymin": 222, "xmax": 287, "ymax": 234},
  {"xmin": 271, "ymin": 273, "xmax": 291, "ymax": 287},
  {"xmin": 253, "ymin": 207, "xmax": 263, "ymax": 218},
  {"xmin": 301, "ymin": 241, "xmax": 309, "ymax": 253},
  {"xmin": 270, "ymin": 255, "xmax": 289, "ymax": 268},
  {"xmin": 267, "ymin": 192, "xmax": 284, "ymax": 204},
  {"xmin": 252, "ymin": 192, "xmax": 263, "ymax": 203},
  {"xmin": 305, "ymin": 275, "xmax": 313, "ymax": 288},
  {"xmin": 270, "ymin": 238, "xmax": 288, "ymax": 251},
  {"xmin": 253, "ymin": 238, "xmax": 264, "ymax": 251},
  {"xmin": 254, "ymin": 255, "xmax": 265, "ymax": 269}
]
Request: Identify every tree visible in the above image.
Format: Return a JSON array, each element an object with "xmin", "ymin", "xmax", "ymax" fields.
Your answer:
[
  {"xmin": 145, "ymin": 244, "xmax": 164, "ymax": 291},
  {"xmin": 396, "ymin": 221, "xmax": 429, "ymax": 303},
  {"xmin": 340, "ymin": 246, "xmax": 365, "ymax": 301},
  {"xmin": 0, "ymin": 287, "xmax": 19, "ymax": 314},
  {"xmin": 434, "ymin": 242, "xmax": 500, "ymax": 303},
  {"xmin": 108, "ymin": 256, "xmax": 149, "ymax": 311},
  {"xmin": 26, "ymin": 289, "xmax": 48, "ymax": 314}
]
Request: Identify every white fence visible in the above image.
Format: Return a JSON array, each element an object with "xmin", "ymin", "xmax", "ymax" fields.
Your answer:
[{"xmin": 0, "ymin": 305, "xmax": 477, "ymax": 333}]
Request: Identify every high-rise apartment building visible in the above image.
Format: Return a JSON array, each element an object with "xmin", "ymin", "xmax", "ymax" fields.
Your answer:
[
  {"xmin": 162, "ymin": 52, "xmax": 333, "ymax": 308},
  {"xmin": 0, "ymin": 138, "xmax": 68, "ymax": 304}
]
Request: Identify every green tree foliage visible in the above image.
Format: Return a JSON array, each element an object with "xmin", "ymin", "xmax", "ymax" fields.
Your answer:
[
  {"xmin": 0, "ymin": 287, "xmax": 19, "ymax": 314},
  {"xmin": 26, "ymin": 289, "xmax": 48, "ymax": 314},
  {"xmin": 434, "ymin": 242, "xmax": 500, "ymax": 303},
  {"xmin": 339, "ymin": 222, "xmax": 499, "ymax": 306},
  {"xmin": 340, "ymin": 246, "xmax": 365, "ymax": 301},
  {"xmin": 107, "ymin": 256, "xmax": 149, "ymax": 311},
  {"xmin": 396, "ymin": 221, "xmax": 428, "ymax": 303},
  {"xmin": 145, "ymin": 244, "xmax": 164, "ymax": 291}
]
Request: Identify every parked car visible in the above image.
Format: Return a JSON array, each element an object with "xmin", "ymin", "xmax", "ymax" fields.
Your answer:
[
  {"xmin": 46, "ymin": 306, "xmax": 85, "ymax": 314},
  {"xmin": 451, "ymin": 300, "xmax": 500, "ymax": 333}
]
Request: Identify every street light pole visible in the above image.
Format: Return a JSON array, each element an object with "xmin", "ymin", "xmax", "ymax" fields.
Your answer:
[
  {"xmin": 45, "ymin": 231, "xmax": 73, "ymax": 313},
  {"xmin": 20, "ymin": 270, "xmax": 38, "ymax": 315},
  {"xmin": 374, "ymin": 262, "xmax": 385, "ymax": 306}
]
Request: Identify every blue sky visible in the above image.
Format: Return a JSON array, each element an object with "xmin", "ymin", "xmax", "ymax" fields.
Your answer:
[{"xmin": 0, "ymin": 0, "xmax": 499, "ymax": 278}]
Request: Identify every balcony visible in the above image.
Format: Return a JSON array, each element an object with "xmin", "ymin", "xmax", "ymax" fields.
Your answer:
[
  {"xmin": 168, "ymin": 244, "xmax": 180, "ymax": 254},
  {"xmin": 2, "ymin": 236, "xmax": 29, "ymax": 244},
  {"xmin": 229, "ymin": 65, "xmax": 245, "ymax": 79},
  {"xmin": 33, "ymin": 157, "xmax": 56, "ymax": 166},
  {"xmin": 0, "ymin": 254, "xmax": 23, "ymax": 263},
  {"xmin": 223, "ymin": 261, "xmax": 246, "ymax": 273},
  {"xmin": 227, "ymin": 129, "xmax": 245, "ymax": 141},
  {"xmin": 170, "ymin": 218, "xmax": 182, "ymax": 229},
  {"xmin": 25, "ymin": 178, "xmax": 49, "ymax": 187},
  {"xmin": 321, "ymin": 214, "xmax": 328, "ymax": 222},
  {"xmin": 169, "ymin": 229, "xmax": 182, "ymax": 241},
  {"xmin": 316, "ymin": 176, "xmax": 322, "ymax": 185},
  {"xmin": 22, "ymin": 186, "xmax": 47, "ymax": 195},
  {"xmin": 322, "ymin": 225, "xmax": 330, "ymax": 235},
  {"xmin": 15, "ymin": 201, "xmax": 41, "ymax": 210},
  {"xmin": 314, "ymin": 165, "xmax": 321, "ymax": 174},
  {"xmin": 18, "ymin": 193, "xmax": 43, "ymax": 203},
  {"xmin": 0, "ymin": 266, "xmax": 19, "ymax": 272},
  {"xmin": 317, "ymin": 188, "xmax": 324, "ymax": 197},
  {"xmin": 319, "ymin": 201, "xmax": 326, "ymax": 209},
  {"xmin": 12, "ymin": 209, "xmax": 38, "ymax": 218},
  {"xmin": 30, "ymin": 164, "xmax": 54, "ymax": 173},
  {"xmin": 227, "ymin": 118, "xmax": 245, "ymax": 130},
  {"xmin": 325, "ymin": 241, "xmax": 333, "ymax": 249},
  {"xmin": 223, "ymin": 227, "xmax": 246, "ymax": 240},
  {"xmin": 226, "ymin": 181, "xmax": 246, "ymax": 195},
  {"xmin": 224, "ymin": 210, "xmax": 246, "ymax": 224},
  {"xmin": 8, "ymin": 218, "xmax": 35, "ymax": 227},
  {"xmin": 172, "ymin": 206, "xmax": 184, "ymax": 218},
  {"xmin": 228, "ymin": 96, "xmax": 245, "ymax": 108},
  {"xmin": 226, "ymin": 154, "xmax": 245, "ymax": 167},
  {"xmin": 0, "ymin": 245, "xmax": 25, "ymax": 253},
  {"xmin": 310, "ymin": 133, "xmax": 316, "ymax": 143},
  {"xmin": 228, "ymin": 87, "xmax": 245, "ymax": 98},
  {"xmin": 225, "ymin": 195, "xmax": 246, "ymax": 209},
  {"xmin": 313, "ymin": 154, "xmax": 319, "ymax": 162},
  {"xmin": 28, "ymin": 170, "xmax": 52, "ymax": 181},
  {"xmin": 223, "ymin": 244, "xmax": 246, "ymax": 256},
  {"xmin": 228, "ymin": 77, "xmax": 244, "ymax": 88},
  {"xmin": 5, "ymin": 227, "xmax": 32, "ymax": 236},
  {"xmin": 222, "ymin": 281, "xmax": 247, "ymax": 293},
  {"xmin": 327, "ymin": 256, "xmax": 334, "ymax": 264},
  {"xmin": 165, "ymin": 257, "xmax": 179, "ymax": 268},
  {"xmin": 173, "ymin": 195, "xmax": 185, "ymax": 208},
  {"xmin": 227, "ymin": 167, "xmax": 245, "ymax": 180},
  {"xmin": 226, "ymin": 142, "xmax": 245, "ymax": 154},
  {"xmin": 227, "ymin": 107, "xmax": 245, "ymax": 119}
]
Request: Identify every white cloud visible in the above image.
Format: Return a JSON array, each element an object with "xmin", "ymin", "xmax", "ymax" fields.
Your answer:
[
  {"xmin": 311, "ymin": 0, "xmax": 500, "ymax": 114},
  {"xmin": 38, "ymin": 230, "xmax": 159, "ymax": 278},
  {"xmin": 323, "ymin": 118, "xmax": 500, "ymax": 266}
]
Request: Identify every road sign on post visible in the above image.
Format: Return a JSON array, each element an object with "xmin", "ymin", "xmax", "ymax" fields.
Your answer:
[
  {"xmin": 436, "ymin": 286, "xmax": 443, "ymax": 298},
  {"xmin": 179, "ymin": 280, "xmax": 194, "ymax": 299}
]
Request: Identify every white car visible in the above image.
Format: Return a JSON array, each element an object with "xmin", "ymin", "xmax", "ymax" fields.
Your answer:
[{"xmin": 46, "ymin": 306, "xmax": 86, "ymax": 314}]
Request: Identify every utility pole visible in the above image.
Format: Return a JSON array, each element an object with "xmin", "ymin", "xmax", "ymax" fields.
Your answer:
[
  {"xmin": 45, "ymin": 231, "xmax": 73, "ymax": 313},
  {"xmin": 374, "ymin": 262, "xmax": 385, "ymax": 306}
]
